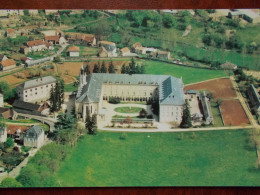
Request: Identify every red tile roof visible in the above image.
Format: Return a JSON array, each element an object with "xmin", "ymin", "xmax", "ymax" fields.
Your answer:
[
  {"xmin": 44, "ymin": 35, "xmax": 60, "ymax": 42},
  {"xmin": 68, "ymin": 46, "xmax": 80, "ymax": 52},
  {"xmin": 7, "ymin": 125, "xmax": 30, "ymax": 135},
  {"xmin": 0, "ymin": 59, "xmax": 16, "ymax": 67},
  {"xmin": 6, "ymin": 28, "xmax": 15, "ymax": 34},
  {"xmin": 26, "ymin": 40, "xmax": 45, "ymax": 47}
]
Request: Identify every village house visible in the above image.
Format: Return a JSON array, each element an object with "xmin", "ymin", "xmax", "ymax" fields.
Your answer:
[
  {"xmin": 0, "ymin": 107, "xmax": 16, "ymax": 120},
  {"xmin": 119, "ymin": 47, "xmax": 137, "ymax": 57},
  {"xmin": 5, "ymin": 28, "xmax": 17, "ymax": 38},
  {"xmin": 0, "ymin": 56, "xmax": 16, "ymax": 71},
  {"xmin": 20, "ymin": 40, "xmax": 54, "ymax": 55},
  {"xmin": 68, "ymin": 46, "xmax": 80, "ymax": 57},
  {"xmin": 0, "ymin": 10, "xmax": 24, "ymax": 17},
  {"xmin": 220, "ymin": 62, "xmax": 238, "ymax": 70},
  {"xmin": 44, "ymin": 35, "xmax": 66, "ymax": 45},
  {"xmin": 0, "ymin": 93, "xmax": 3, "ymax": 107},
  {"xmin": 131, "ymin": 42, "xmax": 142, "ymax": 52},
  {"xmin": 247, "ymin": 84, "xmax": 260, "ymax": 114},
  {"xmin": 98, "ymin": 41, "xmax": 117, "ymax": 57},
  {"xmin": 156, "ymin": 50, "xmax": 171, "ymax": 60},
  {"xmin": 67, "ymin": 32, "xmax": 96, "ymax": 46},
  {"xmin": 16, "ymin": 76, "xmax": 57, "ymax": 103},
  {"xmin": 98, "ymin": 47, "xmax": 109, "ymax": 58},
  {"xmin": 7, "ymin": 125, "xmax": 30, "ymax": 143},
  {"xmin": 228, "ymin": 9, "xmax": 260, "ymax": 23},
  {"xmin": 0, "ymin": 125, "xmax": 7, "ymax": 143},
  {"xmin": 23, "ymin": 125, "xmax": 44, "ymax": 148}
]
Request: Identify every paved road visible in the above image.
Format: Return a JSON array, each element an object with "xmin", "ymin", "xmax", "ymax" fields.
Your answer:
[{"xmin": 15, "ymin": 113, "xmax": 57, "ymax": 131}]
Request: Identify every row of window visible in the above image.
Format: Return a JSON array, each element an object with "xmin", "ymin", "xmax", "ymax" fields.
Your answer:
[{"xmin": 24, "ymin": 84, "xmax": 54, "ymax": 93}]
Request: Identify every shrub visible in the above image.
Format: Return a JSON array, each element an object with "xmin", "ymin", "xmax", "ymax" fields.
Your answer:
[{"xmin": 109, "ymin": 97, "xmax": 120, "ymax": 104}]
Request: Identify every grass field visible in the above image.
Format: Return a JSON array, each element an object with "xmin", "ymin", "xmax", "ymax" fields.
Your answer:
[
  {"xmin": 114, "ymin": 107, "xmax": 142, "ymax": 113},
  {"xmin": 64, "ymin": 83, "xmax": 78, "ymax": 92},
  {"xmin": 55, "ymin": 130, "xmax": 260, "ymax": 186},
  {"xmin": 144, "ymin": 60, "xmax": 227, "ymax": 84},
  {"xmin": 210, "ymin": 102, "xmax": 224, "ymax": 127}
]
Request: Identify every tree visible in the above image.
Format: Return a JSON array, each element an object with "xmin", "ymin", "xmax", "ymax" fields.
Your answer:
[
  {"xmin": 84, "ymin": 64, "xmax": 90, "ymax": 74},
  {"xmin": 180, "ymin": 101, "xmax": 192, "ymax": 128},
  {"xmin": 49, "ymin": 86, "xmax": 57, "ymax": 112},
  {"xmin": 86, "ymin": 111, "xmax": 97, "ymax": 135},
  {"xmin": 129, "ymin": 58, "xmax": 136, "ymax": 74},
  {"xmin": 162, "ymin": 14, "xmax": 176, "ymax": 28},
  {"xmin": 108, "ymin": 61, "xmax": 115, "ymax": 73},
  {"xmin": 139, "ymin": 109, "xmax": 148, "ymax": 118},
  {"xmin": 0, "ymin": 177, "xmax": 23, "ymax": 187},
  {"xmin": 216, "ymin": 99, "xmax": 223, "ymax": 107},
  {"xmin": 93, "ymin": 63, "xmax": 100, "ymax": 73},
  {"xmin": 121, "ymin": 64, "xmax": 126, "ymax": 74},
  {"xmin": 54, "ymin": 113, "xmax": 76, "ymax": 130},
  {"xmin": 4, "ymin": 137, "xmax": 14, "ymax": 148},
  {"xmin": 100, "ymin": 61, "xmax": 107, "ymax": 73},
  {"xmin": 140, "ymin": 65, "xmax": 145, "ymax": 74}
]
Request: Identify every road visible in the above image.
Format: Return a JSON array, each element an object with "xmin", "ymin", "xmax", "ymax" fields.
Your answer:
[{"xmin": 15, "ymin": 113, "xmax": 57, "ymax": 131}]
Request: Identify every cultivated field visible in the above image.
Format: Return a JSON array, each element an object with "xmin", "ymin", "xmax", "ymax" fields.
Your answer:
[
  {"xmin": 57, "ymin": 60, "xmax": 131, "ymax": 76},
  {"xmin": 184, "ymin": 78, "xmax": 237, "ymax": 99},
  {"xmin": 54, "ymin": 130, "xmax": 260, "ymax": 186},
  {"xmin": 221, "ymin": 100, "xmax": 250, "ymax": 126}
]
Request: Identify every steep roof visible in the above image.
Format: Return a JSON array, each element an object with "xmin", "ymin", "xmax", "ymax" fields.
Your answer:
[
  {"xmin": 220, "ymin": 62, "xmax": 237, "ymax": 70},
  {"xmin": 17, "ymin": 76, "xmax": 56, "ymax": 90},
  {"xmin": 7, "ymin": 125, "xmax": 30, "ymax": 135},
  {"xmin": 44, "ymin": 35, "xmax": 59, "ymax": 42},
  {"xmin": 24, "ymin": 125, "xmax": 44, "ymax": 139},
  {"xmin": 6, "ymin": 28, "xmax": 15, "ymax": 34},
  {"xmin": 99, "ymin": 46, "xmax": 108, "ymax": 55},
  {"xmin": 26, "ymin": 40, "xmax": 45, "ymax": 47},
  {"xmin": 76, "ymin": 73, "xmax": 185, "ymax": 106},
  {"xmin": 68, "ymin": 46, "xmax": 80, "ymax": 52},
  {"xmin": 120, "ymin": 47, "xmax": 130, "ymax": 53},
  {"xmin": 12, "ymin": 100, "xmax": 41, "ymax": 111},
  {"xmin": 0, "ymin": 59, "xmax": 16, "ymax": 67},
  {"xmin": 132, "ymin": 42, "xmax": 142, "ymax": 49},
  {"xmin": 99, "ymin": 41, "xmax": 115, "ymax": 46},
  {"xmin": 157, "ymin": 50, "xmax": 170, "ymax": 55}
]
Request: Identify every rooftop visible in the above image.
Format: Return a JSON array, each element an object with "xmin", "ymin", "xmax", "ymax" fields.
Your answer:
[
  {"xmin": 0, "ymin": 59, "xmax": 16, "ymax": 67},
  {"xmin": 26, "ymin": 40, "xmax": 45, "ymax": 47},
  {"xmin": 76, "ymin": 73, "xmax": 185, "ymax": 106},
  {"xmin": 24, "ymin": 125, "xmax": 44, "ymax": 138},
  {"xmin": 17, "ymin": 76, "xmax": 56, "ymax": 90},
  {"xmin": 68, "ymin": 46, "xmax": 80, "ymax": 52}
]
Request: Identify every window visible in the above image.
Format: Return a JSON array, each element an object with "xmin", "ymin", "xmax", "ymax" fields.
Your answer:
[
  {"xmin": 25, "ymin": 90, "xmax": 27, "ymax": 93},
  {"xmin": 35, "ymin": 93, "xmax": 37, "ymax": 95},
  {"xmin": 30, "ymin": 89, "xmax": 32, "ymax": 92},
  {"xmin": 35, "ymin": 88, "xmax": 37, "ymax": 90},
  {"xmin": 25, "ymin": 95, "xmax": 27, "ymax": 97},
  {"xmin": 46, "ymin": 85, "xmax": 48, "ymax": 87}
]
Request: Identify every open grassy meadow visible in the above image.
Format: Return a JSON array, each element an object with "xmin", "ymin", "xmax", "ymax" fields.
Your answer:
[
  {"xmin": 144, "ymin": 60, "xmax": 227, "ymax": 84},
  {"xmin": 55, "ymin": 130, "xmax": 260, "ymax": 186}
]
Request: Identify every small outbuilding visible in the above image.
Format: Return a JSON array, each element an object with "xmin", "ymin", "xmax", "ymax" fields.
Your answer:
[{"xmin": 68, "ymin": 46, "xmax": 80, "ymax": 57}]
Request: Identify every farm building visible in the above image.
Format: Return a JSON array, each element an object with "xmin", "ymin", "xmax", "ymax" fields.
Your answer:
[
  {"xmin": 228, "ymin": 9, "xmax": 260, "ymax": 23},
  {"xmin": 98, "ymin": 41, "xmax": 117, "ymax": 57},
  {"xmin": 220, "ymin": 62, "xmax": 238, "ymax": 70},
  {"xmin": 7, "ymin": 125, "xmax": 30, "ymax": 142},
  {"xmin": 66, "ymin": 32, "xmax": 96, "ymax": 46},
  {"xmin": 0, "ymin": 107, "xmax": 16, "ymax": 120},
  {"xmin": 75, "ymin": 70, "xmax": 185, "ymax": 125},
  {"xmin": 0, "ymin": 57, "xmax": 16, "ymax": 71},
  {"xmin": 156, "ymin": 50, "xmax": 171, "ymax": 60},
  {"xmin": 68, "ymin": 46, "xmax": 80, "ymax": 57},
  {"xmin": 16, "ymin": 76, "xmax": 57, "ymax": 103},
  {"xmin": 23, "ymin": 125, "xmax": 44, "ymax": 148},
  {"xmin": 247, "ymin": 84, "xmax": 260, "ymax": 114},
  {"xmin": 199, "ymin": 91, "xmax": 213, "ymax": 124},
  {"xmin": 5, "ymin": 28, "xmax": 16, "ymax": 38},
  {"xmin": 20, "ymin": 40, "xmax": 54, "ymax": 54}
]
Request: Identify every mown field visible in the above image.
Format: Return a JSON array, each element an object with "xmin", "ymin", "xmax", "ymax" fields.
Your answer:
[
  {"xmin": 55, "ymin": 130, "xmax": 260, "ymax": 186},
  {"xmin": 144, "ymin": 60, "xmax": 227, "ymax": 84}
]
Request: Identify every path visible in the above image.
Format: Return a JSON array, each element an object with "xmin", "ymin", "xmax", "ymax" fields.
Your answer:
[{"xmin": 100, "ymin": 125, "xmax": 253, "ymax": 133}]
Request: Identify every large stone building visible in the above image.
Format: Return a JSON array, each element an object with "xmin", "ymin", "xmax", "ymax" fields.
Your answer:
[
  {"xmin": 16, "ymin": 76, "xmax": 56, "ymax": 103},
  {"xmin": 75, "ymin": 68, "xmax": 185, "ymax": 124}
]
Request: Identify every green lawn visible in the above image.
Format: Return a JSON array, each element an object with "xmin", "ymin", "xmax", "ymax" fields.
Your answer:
[
  {"xmin": 210, "ymin": 102, "xmax": 224, "ymax": 127},
  {"xmin": 55, "ymin": 130, "xmax": 260, "ymax": 186},
  {"xmin": 144, "ymin": 60, "xmax": 227, "ymax": 84},
  {"xmin": 64, "ymin": 83, "xmax": 78, "ymax": 92},
  {"xmin": 114, "ymin": 107, "xmax": 142, "ymax": 113}
]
